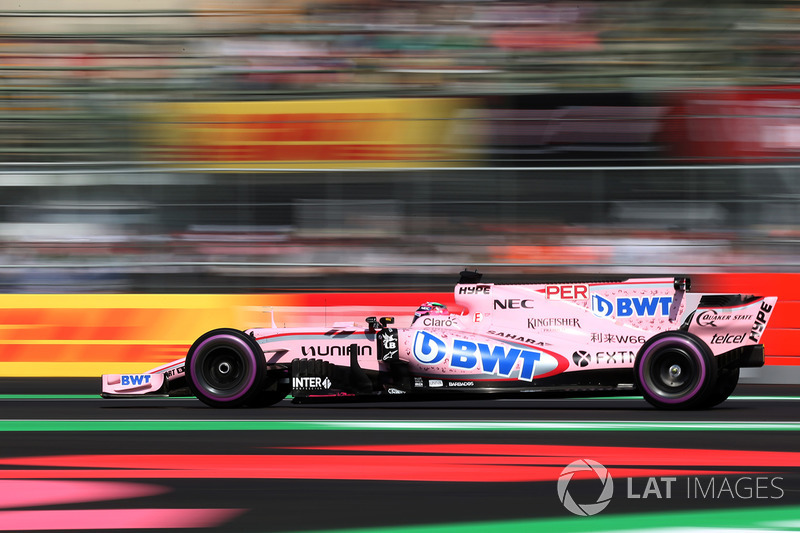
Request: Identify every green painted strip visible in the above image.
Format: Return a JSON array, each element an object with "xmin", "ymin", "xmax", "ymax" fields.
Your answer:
[
  {"xmin": 0, "ymin": 394, "xmax": 98, "ymax": 399},
  {"xmin": 290, "ymin": 505, "xmax": 800, "ymax": 533},
  {"xmin": 1, "ymin": 419, "xmax": 800, "ymax": 432},
  {"xmin": 4, "ymin": 394, "xmax": 800, "ymax": 401},
  {"xmin": 731, "ymin": 396, "xmax": 800, "ymax": 401}
]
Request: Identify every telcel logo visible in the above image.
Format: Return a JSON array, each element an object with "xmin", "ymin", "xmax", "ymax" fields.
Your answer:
[
  {"xmin": 412, "ymin": 331, "xmax": 561, "ymax": 381},
  {"xmin": 592, "ymin": 294, "xmax": 672, "ymax": 318}
]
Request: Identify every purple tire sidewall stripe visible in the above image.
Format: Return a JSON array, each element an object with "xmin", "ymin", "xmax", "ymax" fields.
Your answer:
[
  {"xmin": 190, "ymin": 334, "xmax": 257, "ymax": 402},
  {"xmin": 638, "ymin": 336, "xmax": 707, "ymax": 404}
]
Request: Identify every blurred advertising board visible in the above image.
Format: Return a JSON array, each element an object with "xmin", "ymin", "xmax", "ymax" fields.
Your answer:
[
  {"xmin": 140, "ymin": 88, "xmax": 800, "ymax": 167},
  {"xmin": 140, "ymin": 98, "xmax": 479, "ymax": 168},
  {"xmin": 662, "ymin": 86, "xmax": 800, "ymax": 163},
  {"xmin": 0, "ymin": 292, "xmax": 446, "ymax": 377},
  {"xmin": 0, "ymin": 274, "xmax": 795, "ymax": 377}
]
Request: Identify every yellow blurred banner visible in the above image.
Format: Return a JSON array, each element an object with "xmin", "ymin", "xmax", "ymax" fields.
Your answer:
[
  {"xmin": 0, "ymin": 292, "xmax": 442, "ymax": 377},
  {"xmin": 141, "ymin": 98, "xmax": 478, "ymax": 168},
  {"xmin": 0, "ymin": 294, "xmax": 294, "ymax": 377}
]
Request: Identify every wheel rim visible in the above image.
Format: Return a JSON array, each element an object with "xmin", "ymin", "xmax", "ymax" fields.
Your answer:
[
  {"xmin": 190, "ymin": 337, "xmax": 256, "ymax": 400},
  {"xmin": 645, "ymin": 347, "xmax": 700, "ymax": 399},
  {"xmin": 201, "ymin": 346, "xmax": 246, "ymax": 393}
]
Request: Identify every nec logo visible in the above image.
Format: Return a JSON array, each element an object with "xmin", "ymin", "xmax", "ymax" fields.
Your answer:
[
  {"xmin": 121, "ymin": 375, "xmax": 151, "ymax": 386},
  {"xmin": 494, "ymin": 299, "xmax": 535, "ymax": 310},
  {"xmin": 459, "ymin": 285, "xmax": 491, "ymax": 295}
]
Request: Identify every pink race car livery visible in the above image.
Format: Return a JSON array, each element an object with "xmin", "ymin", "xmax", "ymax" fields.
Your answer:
[{"xmin": 102, "ymin": 271, "xmax": 776, "ymax": 410}]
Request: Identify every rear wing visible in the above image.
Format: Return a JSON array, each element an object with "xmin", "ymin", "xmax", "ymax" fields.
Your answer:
[{"xmin": 686, "ymin": 295, "xmax": 777, "ymax": 356}]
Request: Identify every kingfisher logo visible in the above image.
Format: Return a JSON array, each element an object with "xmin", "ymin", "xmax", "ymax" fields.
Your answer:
[
  {"xmin": 411, "ymin": 331, "xmax": 565, "ymax": 381},
  {"xmin": 592, "ymin": 294, "xmax": 672, "ymax": 319}
]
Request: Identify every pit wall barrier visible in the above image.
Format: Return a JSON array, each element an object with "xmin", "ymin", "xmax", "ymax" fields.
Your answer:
[{"xmin": 0, "ymin": 273, "xmax": 796, "ymax": 380}]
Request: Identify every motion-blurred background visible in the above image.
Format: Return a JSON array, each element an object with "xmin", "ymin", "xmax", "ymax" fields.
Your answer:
[{"xmin": 2, "ymin": 0, "xmax": 799, "ymax": 293}]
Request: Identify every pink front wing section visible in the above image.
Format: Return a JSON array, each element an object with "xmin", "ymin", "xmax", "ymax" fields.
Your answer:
[{"xmin": 102, "ymin": 373, "xmax": 165, "ymax": 395}]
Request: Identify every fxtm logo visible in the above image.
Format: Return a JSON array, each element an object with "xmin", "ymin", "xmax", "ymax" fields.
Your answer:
[
  {"xmin": 572, "ymin": 350, "xmax": 592, "ymax": 367},
  {"xmin": 412, "ymin": 331, "xmax": 561, "ymax": 381},
  {"xmin": 592, "ymin": 295, "xmax": 672, "ymax": 318},
  {"xmin": 557, "ymin": 459, "xmax": 614, "ymax": 516}
]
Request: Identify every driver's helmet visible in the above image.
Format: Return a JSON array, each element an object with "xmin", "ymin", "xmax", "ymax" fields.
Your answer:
[{"xmin": 413, "ymin": 301, "xmax": 449, "ymax": 324}]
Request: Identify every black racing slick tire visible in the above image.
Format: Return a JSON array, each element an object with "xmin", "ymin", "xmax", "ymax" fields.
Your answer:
[
  {"xmin": 701, "ymin": 366, "xmax": 740, "ymax": 408},
  {"xmin": 185, "ymin": 328, "xmax": 266, "ymax": 408},
  {"xmin": 246, "ymin": 372, "xmax": 290, "ymax": 407},
  {"xmin": 634, "ymin": 331, "xmax": 717, "ymax": 410},
  {"xmin": 246, "ymin": 388, "xmax": 288, "ymax": 407}
]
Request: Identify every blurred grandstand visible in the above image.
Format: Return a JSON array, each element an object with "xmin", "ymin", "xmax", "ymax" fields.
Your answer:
[{"xmin": 0, "ymin": 0, "xmax": 798, "ymax": 292}]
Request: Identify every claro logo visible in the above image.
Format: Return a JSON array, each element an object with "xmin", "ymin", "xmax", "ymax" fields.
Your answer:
[{"xmin": 493, "ymin": 299, "xmax": 535, "ymax": 310}]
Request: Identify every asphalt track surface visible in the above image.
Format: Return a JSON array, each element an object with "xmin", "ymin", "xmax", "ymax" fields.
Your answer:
[{"xmin": 2, "ymin": 380, "xmax": 800, "ymax": 533}]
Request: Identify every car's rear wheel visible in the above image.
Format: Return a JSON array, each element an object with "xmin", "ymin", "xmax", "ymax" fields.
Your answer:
[
  {"xmin": 701, "ymin": 366, "xmax": 740, "ymax": 408},
  {"xmin": 185, "ymin": 328, "xmax": 266, "ymax": 408},
  {"xmin": 634, "ymin": 331, "xmax": 717, "ymax": 410}
]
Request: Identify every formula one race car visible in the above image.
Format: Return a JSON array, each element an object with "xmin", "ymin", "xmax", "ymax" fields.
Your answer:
[{"xmin": 102, "ymin": 271, "xmax": 776, "ymax": 410}]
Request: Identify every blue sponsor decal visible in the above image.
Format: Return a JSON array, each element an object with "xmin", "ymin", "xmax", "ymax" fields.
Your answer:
[
  {"xmin": 121, "ymin": 374, "xmax": 151, "ymax": 386},
  {"xmin": 412, "ymin": 331, "xmax": 447, "ymax": 365},
  {"xmin": 412, "ymin": 331, "xmax": 545, "ymax": 381},
  {"xmin": 592, "ymin": 294, "xmax": 672, "ymax": 318}
]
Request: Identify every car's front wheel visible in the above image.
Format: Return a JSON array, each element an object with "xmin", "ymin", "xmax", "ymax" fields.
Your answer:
[
  {"xmin": 634, "ymin": 331, "xmax": 717, "ymax": 410},
  {"xmin": 185, "ymin": 328, "xmax": 266, "ymax": 408}
]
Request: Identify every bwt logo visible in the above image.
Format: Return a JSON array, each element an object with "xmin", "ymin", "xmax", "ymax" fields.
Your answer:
[
  {"xmin": 592, "ymin": 294, "xmax": 672, "ymax": 318},
  {"xmin": 412, "ymin": 331, "xmax": 555, "ymax": 381},
  {"xmin": 121, "ymin": 375, "xmax": 151, "ymax": 386}
]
